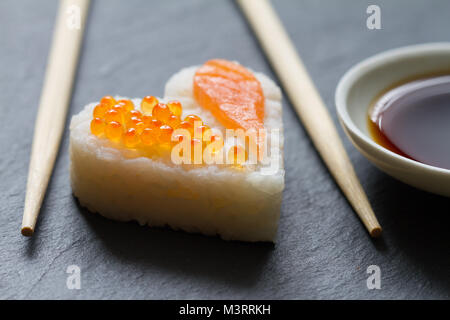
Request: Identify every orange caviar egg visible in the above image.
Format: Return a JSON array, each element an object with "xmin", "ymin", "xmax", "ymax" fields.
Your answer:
[
  {"xmin": 118, "ymin": 99, "xmax": 134, "ymax": 112},
  {"xmin": 167, "ymin": 114, "xmax": 181, "ymax": 128},
  {"xmin": 227, "ymin": 145, "xmax": 247, "ymax": 165},
  {"xmin": 184, "ymin": 114, "xmax": 202, "ymax": 126},
  {"xmin": 158, "ymin": 125, "xmax": 174, "ymax": 144},
  {"xmin": 171, "ymin": 134, "xmax": 187, "ymax": 158},
  {"xmin": 147, "ymin": 118, "xmax": 162, "ymax": 130},
  {"xmin": 112, "ymin": 104, "xmax": 126, "ymax": 123},
  {"xmin": 93, "ymin": 103, "xmax": 108, "ymax": 119},
  {"xmin": 194, "ymin": 124, "xmax": 211, "ymax": 140},
  {"xmin": 167, "ymin": 101, "xmax": 182, "ymax": 117},
  {"xmin": 124, "ymin": 128, "xmax": 140, "ymax": 148},
  {"xmin": 105, "ymin": 121, "xmax": 122, "ymax": 142},
  {"xmin": 177, "ymin": 121, "xmax": 194, "ymax": 136},
  {"xmin": 126, "ymin": 116, "xmax": 142, "ymax": 128},
  {"xmin": 203, "ymin": 128, "xmax": 214, "ymax": 142},
  {"xmin": 127, "ymin": 109, "xmax": 142, "ymax": 120},
  {"xmin": 105, "ymin": 109, "xmax": 122, "ymax": 123},
  {"xmin": 142, "ymin": 115, "xmax": 153, "ymax": 126},
  {"xmin": 191, "ymin": 138, "xmax": 203, "ymax": 148},
  {"xmin": 90, "ymin": 117, "xmax": 105, "ymax": 136},
  {"xmin": 141, "ymin": 96, "xmax": 159, "ymax": 114},
  {"xmin": 191, "ymin": 138, "xmax": 203, "ymax": 163},
  {"xmin": 152, "ymin": 103, "xmax": 171, "ymax": 123},
  {"xmin": 134, "ymin": 121, "xmax": 146, "ymax": 134},
  {"xmin": 210, "ymin": 134, "xmax": 223, "ymax": 144},
  {"xmin": 172, "ymin": 134, "xmax": 185, "ymax": 144},
  {"xmin": 140, "ymin": 128, "xmax": 157, "ymax": 146},
  {"xmin": 112, "ymin": 103, "xmax": 126, "ymax": 114},
  {"xmin": 208, "ymin": 134, "xmax": 224, "ymax": 153},
  {"xmin": 100, "ymin": 96, "xmax": 117, "ymax": 108}
]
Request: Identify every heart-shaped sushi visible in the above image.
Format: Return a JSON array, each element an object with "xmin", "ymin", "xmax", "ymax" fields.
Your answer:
[{"xmin": 70, "ymin": 60, "xmax": 284, "ymax": 242}]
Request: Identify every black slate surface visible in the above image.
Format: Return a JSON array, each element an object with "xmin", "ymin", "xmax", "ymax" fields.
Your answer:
[{"xmin": 1, "ymin": 0, "xmax": 449, "ymax": 299}]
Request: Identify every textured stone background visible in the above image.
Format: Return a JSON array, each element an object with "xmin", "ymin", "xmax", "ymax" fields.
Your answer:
[{"xmin": 0, "ymin": 0, "xmax": 449, "ymax": 299}]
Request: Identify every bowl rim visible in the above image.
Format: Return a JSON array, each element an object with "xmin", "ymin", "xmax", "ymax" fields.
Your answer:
[{"xmin": 335, "ymin": 42, "xmax": 450, "ymax": 176}]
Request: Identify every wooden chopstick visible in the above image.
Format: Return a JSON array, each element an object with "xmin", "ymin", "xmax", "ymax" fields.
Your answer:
[
  {"xmin": 237, "ymin": 0, "xmax": 382, "ymax": 237},
  {"xmin": 21, "ymin": 0, "xmax": 90, "ymax": 236}
]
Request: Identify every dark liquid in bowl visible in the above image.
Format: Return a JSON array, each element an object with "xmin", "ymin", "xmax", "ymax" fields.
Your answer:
[{"xmin": 368, "ymin": 75, "xmax": 450, "ymax": 170}]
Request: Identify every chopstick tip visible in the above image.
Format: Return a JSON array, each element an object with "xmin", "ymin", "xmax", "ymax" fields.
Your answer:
[
  {"xmin": 21, "ymin": 226, "xmax": 34, "ymax": 237},
  {"xmin": 369, "ymin": 226, "xmax": 382, "ymax": 238}
]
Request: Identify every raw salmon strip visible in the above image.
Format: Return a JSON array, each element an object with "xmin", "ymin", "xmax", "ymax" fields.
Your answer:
[{"xmin": 193, "ymin": 59, "xmax": 265, "ymax": 132}]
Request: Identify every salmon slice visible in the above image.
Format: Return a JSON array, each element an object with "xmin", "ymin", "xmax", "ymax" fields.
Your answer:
[{"xmin": 193, "ymin": 59, "xmax": 265, "ymax": 133}]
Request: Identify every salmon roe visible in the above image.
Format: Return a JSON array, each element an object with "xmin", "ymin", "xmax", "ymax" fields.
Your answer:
[
  {"xmin": 135, "ymin": 122, "xmax": 146, "ymax": 134},
  {"xmin": 118, "ymin": 99, "xmax": 134, "ymax": 112},
  {"xmin": 191, "ymin": 138, "xmax": 203, "ymax": 162},
  {"xmin": 177, "ymin": 121, "xmax": 194, "ymax": 136},
  {"xmin": 112, "ymin": 104, "xmax": 126, "ymax": 115},
  {"xmin": 90, "ymin": 95, "xmax": 232, "ymax": 164},
  {"xmin": 105, "ymin": 109, "xmax": 122, "ymax": 124},
  {"xmin": 126, "ymin": 116, "xmax": 141, "ymax": 128},
  {"xmin": 93, "ymin": 104, "xmax": 108, "ymax": 119},
  {"xmin": 100, "ymin": 96, "xmax": 117, "ymax": 108},
  {"xmin": 194, "ymin": 124, "xmax": 211, "ymax": 140},
  {"xmin": 167, "ymin": 114, "xmax": 181, "ymax": 128},
  {"xmin": 147, "ymin": 118, "xmax": 162, "ymax": 130},
  {"xmin": 128, "ymin": 109, "xmax": 142, "ymax": 120},
  {"xmin": 227, "ymin": 145, "xmax": 247, "ymax": 165},
  {"xmin": 124, "ymin": 128, "xmax": 140, "ymax": 148},
  {"xmin": 141, "ymin": 96, "xmax": 158, "ymax": 114},
  {"xmin": 159, "ymin": 125, "xmax": 174, "ymax": 144},
  {"xmin": 209, "ymin": 134, "xmax": 224, "ymax": 154},
  {"xmin": 141, "ymin": 128, "xmax": 156, "ymax": 146},
  {"xmin": 152, "ymin": 103, "xmax": 171, "ymax": 123},
  {"xmin": 90, "ymin": 118, "xmax": 105, "ymax": 136},
  {"xmin": 105, "ymin": 121, "xmax": 122, "ymax": 142},
  {"xmin": 168, "ymin": 101, "xmax": 182, "ymax": 117},
  {"xmin": 184, "ymin": 114, "xmax": 202, "ymax": 126}
]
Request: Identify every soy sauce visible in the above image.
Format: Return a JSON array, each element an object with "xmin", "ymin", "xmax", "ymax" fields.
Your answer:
[{"xmin": 368, "ymin": 75, "xmax": 450, "ymax": 170}]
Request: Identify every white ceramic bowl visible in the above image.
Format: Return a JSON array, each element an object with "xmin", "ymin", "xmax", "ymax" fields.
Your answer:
[{"xmin": 336, "ymin": 43, "xmax": 450, "ymax": 197}]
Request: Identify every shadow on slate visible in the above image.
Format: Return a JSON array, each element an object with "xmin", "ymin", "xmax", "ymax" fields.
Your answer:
[
  {"xmin": 366, "ymin": 169, "xmax": 450, "ymax": 293},
  {"xmin": 74, "ymin": 197, "xmax": 273, "ymax": 287}
]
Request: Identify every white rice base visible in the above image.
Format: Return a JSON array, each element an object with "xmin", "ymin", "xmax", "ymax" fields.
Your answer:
[{"xmin": 70, "ymin": 65, "xmax": 284, "ymax": 242}]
